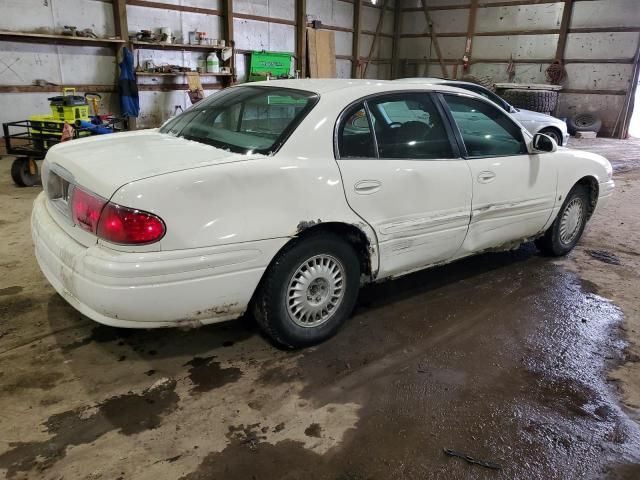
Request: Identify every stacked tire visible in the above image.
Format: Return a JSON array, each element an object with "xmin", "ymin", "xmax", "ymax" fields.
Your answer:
[
  {"xmin": 461, "ymin": 74, "xmax": 497, "ymax": 92},
  {"xmin": 500, "ymin": 89, "xmax": 559, "ymax": 114}
]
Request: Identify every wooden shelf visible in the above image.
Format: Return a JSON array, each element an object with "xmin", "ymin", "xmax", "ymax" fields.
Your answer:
[
  {"xmin": 131, "ymin": 40, "xmax": 226, "ymax": 51},
  {"xmin": 0, "ymin": 31, "xmax": 125, "ymax": 47},
  {"xmin": 136, "ymin": 71, "xmax": 233, "ymax": 77},
  {"xmin": 0, "ymin": 84, "xmax": 116, "ymax": 94}
]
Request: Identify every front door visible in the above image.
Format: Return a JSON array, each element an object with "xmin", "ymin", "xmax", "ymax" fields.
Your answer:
[
  {"xmin": 335, "ymin": 92, "xmax": 472, "ymax": 278},
  {"xmin": 441, "ymin": 93, "xmax": 558, "ymax": 254}
]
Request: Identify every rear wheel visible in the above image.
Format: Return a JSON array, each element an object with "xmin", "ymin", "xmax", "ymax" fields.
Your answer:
[
  {"xmin": 535, "ymin": 185, "xmax": 590, "ymax": 256},
  {"xmin": 11, "ymin": 157, "xmax": 40, "ymax": 187},
  {"xmin": 253, "ymin": 233, "xmax": 361, "ymax": 349}
]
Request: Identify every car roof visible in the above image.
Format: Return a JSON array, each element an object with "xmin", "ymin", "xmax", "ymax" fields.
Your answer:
[
  {"xmin": 396, "ymin": 78, "xmax": 482, "ymax": 89},
  {"xmin": 237, "ymin": 78, "xmax": 482, "ymax": 97}
]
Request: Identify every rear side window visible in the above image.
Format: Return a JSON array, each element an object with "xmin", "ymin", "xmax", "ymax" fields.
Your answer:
[
  {"xmin": 368, "ymin": 94, "xmax": 453, "ymax": 159},
  {"xmin": 444, "ymin": 94, "xmax": 528, "ymax": 157},
  {"xmin": 338, "ymin": 103, "xmax": 376, "ymax": 159}
]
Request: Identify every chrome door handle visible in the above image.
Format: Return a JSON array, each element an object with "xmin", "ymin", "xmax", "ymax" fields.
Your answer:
[
  {"xmin": 477, "ymin": 171, "xmax": 496, "ymax": 183},
  {"xmin": 354, "ymin": 180, "xmax": 382, "ymax": 194}
]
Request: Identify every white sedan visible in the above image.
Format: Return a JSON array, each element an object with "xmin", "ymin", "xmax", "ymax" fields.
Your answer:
[{"xmin": 32, "ymin": 79, "xmax": 614, "ymax": 348}]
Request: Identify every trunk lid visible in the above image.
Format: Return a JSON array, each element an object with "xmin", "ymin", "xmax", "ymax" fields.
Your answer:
[
  {"xmin": 44, "ymin": 130, "xmax": 255, "ymax": 199},
  {"xmin": 42, "ymin": 130, "xmax": 258, "ymax": 248}
]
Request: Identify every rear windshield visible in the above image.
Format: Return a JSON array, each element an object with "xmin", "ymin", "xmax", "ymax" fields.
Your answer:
[{"xmin": 159, "ymin": 86, "xmax": 319, "ymax": 155}]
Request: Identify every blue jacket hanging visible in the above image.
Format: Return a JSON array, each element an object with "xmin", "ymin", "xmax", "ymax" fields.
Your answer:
[{"xmin": 118, "ymin": 47, "xmax": 139, "ymax": 118}]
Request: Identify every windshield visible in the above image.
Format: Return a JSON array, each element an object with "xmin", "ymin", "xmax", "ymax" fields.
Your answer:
[{"xmin": 159, "ymin": 86, "xmax": 319, "ymax": 154}]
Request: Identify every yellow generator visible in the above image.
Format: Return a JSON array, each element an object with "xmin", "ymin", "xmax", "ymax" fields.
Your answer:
[{"xmin": 28, "ymin": 88, "xmax": 92, "ymax": 151}]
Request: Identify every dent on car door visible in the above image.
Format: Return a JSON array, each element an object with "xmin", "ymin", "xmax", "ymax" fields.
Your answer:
[
  {"xmin": 441, "ymin": 93, "xmax": 558, "ymax": 254},
  {"xmin": 335, "ymin": 93, "xmax": 473, "ymax": 279}
]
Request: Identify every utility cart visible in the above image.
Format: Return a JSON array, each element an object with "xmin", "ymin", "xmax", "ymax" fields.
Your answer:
[
  {"xmin": 3, "ymin": 119, "xmax": 60, "ymax": 187},
  {"xmin": 3, "ymin": 118, "xmax": 123, "ymax": 187},
  {"xmin": 3, "ymin": 89, "xmax": 123, "ymax": 187}
]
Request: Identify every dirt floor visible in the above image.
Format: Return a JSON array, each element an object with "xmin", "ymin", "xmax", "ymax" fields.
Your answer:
[{"xmin": 1, "ymin": 138, "xmax": 640, "ymax": 480}]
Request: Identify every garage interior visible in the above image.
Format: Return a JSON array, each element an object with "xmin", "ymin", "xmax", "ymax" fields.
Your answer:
[{"xmin": 1, "ymin": 0, "xmax": 640, "ymax": 478}]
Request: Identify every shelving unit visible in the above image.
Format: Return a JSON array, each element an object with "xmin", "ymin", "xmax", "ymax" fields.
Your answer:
[
  {"xmin": 131, "ymin": 41, "xmax": 236, "ymax": 88},
  {"xmin": 131, "ymin": 40, "xmax": 226, "ymax": 51},
  {"xmin": 136, "ymin": 72, "xmax": 233, "ymax": 77},
  {"xmin": 0, "ymin": 0, "xmax": 236, "ymax": 129},
  {"xmin": 0, "ymin": 30, "xmax": 125, "ymax": 48}
]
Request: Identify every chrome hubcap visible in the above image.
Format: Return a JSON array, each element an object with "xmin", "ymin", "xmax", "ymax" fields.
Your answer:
[
  {"xmin": 559, "ymin": 197, "xmax": 584, "ymax": 245},
  {"xmin": 286, "ymin": 255, "xmax": 345, "ymax": 328}
]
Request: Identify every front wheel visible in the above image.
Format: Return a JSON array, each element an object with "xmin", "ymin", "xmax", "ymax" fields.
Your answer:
[
  {"xmin": 253, "ymin": 233, "xmax": 361, "ymax": 349},
  {"xmin": 535, "ymin": 185, "xmax": 590, "ymax": 256}
]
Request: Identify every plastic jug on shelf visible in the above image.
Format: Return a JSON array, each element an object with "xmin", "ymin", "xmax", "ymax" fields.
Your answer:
[{"xmin": 206, "ymin": 52, "xmax": 220, "ymax": 73}]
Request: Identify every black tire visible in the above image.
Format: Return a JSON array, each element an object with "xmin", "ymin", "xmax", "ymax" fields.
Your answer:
[
  {"xmin": 253, "ymin": 233, "xmax": 361, "ymax": 349},
  {"xmin": 567, "ymin": 113, "xmax": 602, "ymax": 135},
  {"xmin": 535, "ymin": 185, "xmax": 590, "ymax": 256},
  {"xmin": 461, "ymin": 74, "xmax": 496, "ymax": 92},
  {"xmin": 10, "ymin": 157, "xmax": 40, "ymax": 187},
  {"xmin": 539, "ymin": 127, "xmax": 562, "ymax": 146},
  {"xmin": 500, "ymin": 89, "xmax": 559, "ymax": 113}
]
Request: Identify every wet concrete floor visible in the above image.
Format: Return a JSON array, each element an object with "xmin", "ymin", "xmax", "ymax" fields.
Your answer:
[{"xmin": 1, "ymin": 141, "xmax": 640, "ymax": 479}]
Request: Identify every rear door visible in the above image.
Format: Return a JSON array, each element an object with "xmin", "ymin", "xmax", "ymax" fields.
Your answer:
[
  {"xmin": 335, "ymin": 92, "xmax": 473, "ymax": 278},
  {"xmin": 440, "ymin": 93, "xmax": 558, "ymax": 254}
]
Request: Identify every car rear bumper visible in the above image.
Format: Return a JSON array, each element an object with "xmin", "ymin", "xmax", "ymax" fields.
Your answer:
[{"xmin": 31, "ymin": 193, "xmax": 286, "ymax": 328}]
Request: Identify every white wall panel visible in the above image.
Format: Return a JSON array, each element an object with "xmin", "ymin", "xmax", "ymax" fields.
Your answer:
[
  {"xmin": 0, "ymin": 0, "xmax": 115, "ymax": 37},
  {"xmin": 564, "ymin": 64, "xmax": 635, "ymax": 91},
  {"xmin": 361, "ymin": 5, "xmax": 394, "ymax": 34},
  {"xmin": 572, "ymin": 0, "xmax": 640, "ymax": 29},
  {"xmin": 475, "ymin": 4, "xmax": 563, "ymax": 33},
  {"xmin": 234, "ymin": 0, "xmax": 295, "ymax": 21},
  {"xmin": 307, "ymin": 0, "xmax": 353, "ymax": 29},
  {"xmin": 565, "ymin": 32, "xmax": 639, "ymax": 60},
  {"xmin": 359, "ymin": 36, "xmax": 393, "ymax": 59},
  {"xmin": 336, "ymin": 58, "xmax": 352, "ymax": 78},
  {"xmin": 472, "ymin": 34, "xmax": 559, "ymax": 60}
]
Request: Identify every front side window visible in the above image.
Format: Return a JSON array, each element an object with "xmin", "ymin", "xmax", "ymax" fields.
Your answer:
[
  {"xmin": 444, "ymin": 94, "xmax": 528, "ymax": 157},
  {"xmin": 159, "ymin": 86, "xmax": 318, "ymax": 154},
  {"xmin": 368, "ymin": 94, "xmax": 453, "ymax": 159}
]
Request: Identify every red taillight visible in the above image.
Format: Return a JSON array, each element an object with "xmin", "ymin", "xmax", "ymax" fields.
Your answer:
[
  {"xmin": 71, "ymin": 186, "xmax": 165, "ymax": 245},
  {"xmin": 72, "ymin": 187, "xmax": 106, "ymax": 233},
  {"xmin": 97, "ymin": 203, "xmax": 166, "ymax": 245}
]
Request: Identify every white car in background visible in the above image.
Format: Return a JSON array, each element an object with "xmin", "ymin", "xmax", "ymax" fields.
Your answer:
[
  {"xmin": 32, "ymin": 79, "xmax": 613, "ymax": 348},
  {"xmin": 397, "ymin": 78, "xmax": 570, "ymax": 146}
]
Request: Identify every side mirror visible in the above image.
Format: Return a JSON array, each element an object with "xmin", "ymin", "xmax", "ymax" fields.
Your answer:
[{"xmin": 532, "ymin": 133, "xmax": 557, "ymax": 153}]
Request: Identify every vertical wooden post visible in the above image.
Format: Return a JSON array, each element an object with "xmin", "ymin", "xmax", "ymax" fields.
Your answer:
[
  {"xmin": 113, "ymin": 0, "xmax": 128, "ymax": 41},
  {"xmin": 362, "ymin": 0, "xmax": 389, "ymax": 79},
  {"xmin": 296, "ymin": 0, "xmax": 307, "ymax": 77},
  {"xmin": 462, "ymin": 0, "xmax": 478, "ymax": 79},
  {"xmin": 419, "ymin": 0, "xmax": 447, "ymax": 78},
  {"xmin": 222, "ymin": 0, "xmax": 235, "ymax": 84},
  {"xmin": 618, "ymin": 34, "xmax": 640, "ymax": 138},
  {"xmin": 113, "ymin": 0, "xmax": 136, "ymax": 129},
  {"xmin": 391, "ymin": 3, "xmax": 402, "ymax": 79},
  {"xmin": 351, "ymin": 0, "xmax": 362, "ymax": 78},
  {"xmin": 555, "ymin": 0, "xmax": 574, "ymax": 61}
]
